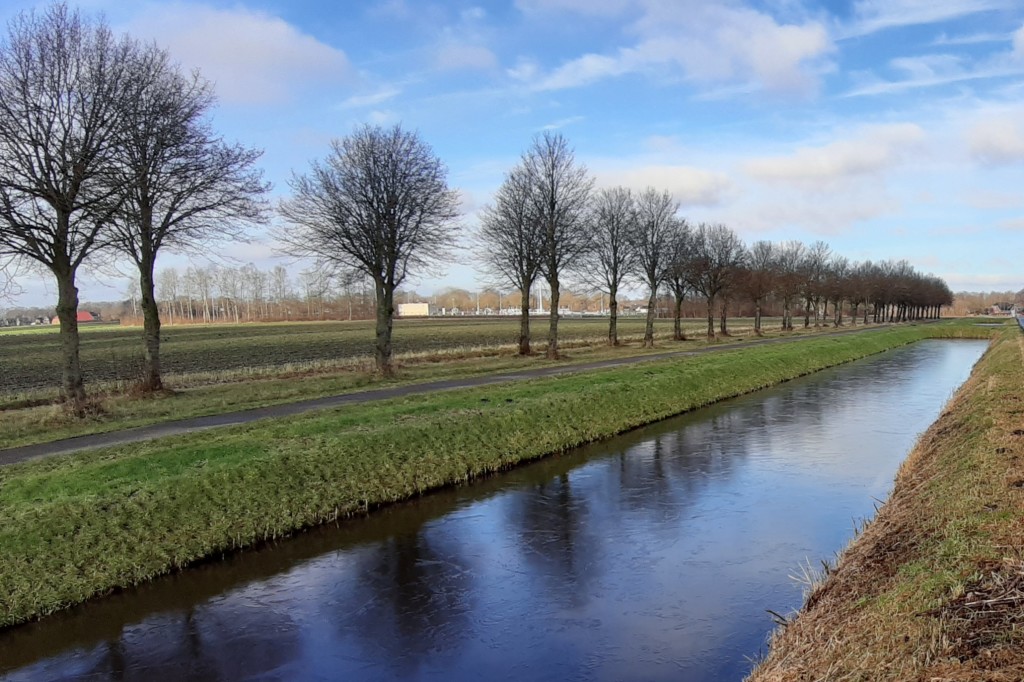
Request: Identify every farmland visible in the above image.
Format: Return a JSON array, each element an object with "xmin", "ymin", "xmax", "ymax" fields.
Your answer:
[{"xmin": 0, "ymin": 316, "xmax": 754, "ymax": 397}]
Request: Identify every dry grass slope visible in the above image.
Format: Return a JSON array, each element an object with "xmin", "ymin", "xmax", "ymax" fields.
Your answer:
[{"xmin": 748, "ymin": 326, "xmax": 1024, "ymax": 682}]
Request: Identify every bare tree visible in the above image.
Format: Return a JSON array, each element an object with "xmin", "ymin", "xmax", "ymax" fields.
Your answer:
[
  {"xmin": 522, "ymin": 132, "xmax": 594, "ymax": 359},
  {"xmin": 106, "ymin": 43, "xmax": 267, "ymax": 390},
  {"xmin": 741, "ymin": 240, "xmax": 776, "ymax": 335},
  {"xmin": 825, "ymin": 255, "xmax": 849, "ymax": 326},
  {"xmin": 477, "ymin": 166, "xmax": 543, "ymax": 354},
  {"xmin": 157, "ymin": 268, "xmax": 180, "ymax": 324},
  {"xmin": 800, "ymin": 240, "xmax": 831, "ymax": 328},
  {"xmin": 216, "ymin": 265, "xmax": 241, "ymax": 323},
  {"xmin": 774, "ymin": 241, "xmax": 805, "ymax": 331},
  {"xmin": 632, "ymin": 188, "xmax": 679, "ymax": 348},
  {"xmin": 279, "ymin": 124, "xmax": 460, "ymax": 375},
  {"xmin": 270, "ymin": 265, "xmax": 291, "ymax": 318},
  {"xmin": 584, "ymin": 186, "xmax": 637, "ymax": 346},
  {"xmin": 665, "ymin": 222, "xmax": 692, "ymax": 341},
  {"xmin": 687, "ymin": 223, "xmax": 745, "ymax": 339},
  {"xmin": 0, "ymin": 4, "xmax": 136, "ymax": 412}
]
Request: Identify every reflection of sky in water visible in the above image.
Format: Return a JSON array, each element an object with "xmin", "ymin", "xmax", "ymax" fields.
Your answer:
[{"xmin": 0, "ymin": 340, "xmax": 988, "ymax": 682}]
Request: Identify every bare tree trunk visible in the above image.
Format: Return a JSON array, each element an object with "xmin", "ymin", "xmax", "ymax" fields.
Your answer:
[
  {"xmin": 608, "ymin": 284, "xmax": 618, "ymax": 346},
  {"xmin": 546, "ymin": 277, "xmax": 560, "ymax": 359},
  {"xmin": 754, "ymin": 300, "xmax": 762, "ymax": 335},
  {"xmin": 706, "ymin": 296, "xmax": 715, "ymax": 339},
  {"xmin": 719, "ymin": 298, "xmax": 729, "ymax": 336},
  {"xmin": 673, "ymin": 296, "xmax": 685, "ymax": 340},
  {"xmin": 518, "ymin": 284, "xmax": 531, "ymax": 355},
  {"xmin": 643, "ymin": 289, "xmax": 657, "ymax": 348},
  {"xmin": 56, "ymin": 268, "xmax": 86, "ymax": 414},
  {"xmin": 139, "ymin": 262, "xmax": 163, "ymax": 391},
  {"xmin": 374, "ymin": 279, "xmax": 395, "ymax": 376}
]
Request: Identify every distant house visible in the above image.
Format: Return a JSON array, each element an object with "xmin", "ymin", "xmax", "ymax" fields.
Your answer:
[
  {"xmin": 50, "ymin": 311, "xmax": 101, "ymax": 325},
  {"xmin": 397, "ymin": 302, "xmax": 437, "ymax": 317},
  {"xmin": 990, "ymin": 303, "xmax": 1014, "ymax": 316}
]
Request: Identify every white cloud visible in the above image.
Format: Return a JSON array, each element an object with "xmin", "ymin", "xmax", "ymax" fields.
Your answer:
[
  {"xmin": 367, "ymin": 110, "xmax": 399, "ymax": 125},
  {"xmin": 539, "ymin": 115, "xmax": 584, "ymax": 130},
  {"xmin": 943, "ymin": 271, "xmax": 1022, "ymax": 290},
  {"xmin": 743, "ymin": 124, "xmax": 927, "ymax": 187},
  {"xmin": 732, "ymin": 193, "xmax": 899, "ymax": 234},
  {"xmin": 931, "ymin": 31, "xmax": 1008, "ymax": 46},
  {"xmin": 536, "ymin": 53, "xmax": 632, "ymax": 90},
  {"xmin": 967, "ymin": 116, "xmax": 1024, "ymax": 164},
  {"xmin": 338, "ymin": 88, "xmax": 401, "ymax": 109},
  {"xmin": 128, "ymin": 3, "xmax": 351, "ymax": 105},
  {"xmin": 515, "ymin": 0, "xmax": 634, "ymax": 17},
  {"xmin": 593, "ymin": 164, "xmax": 733, "ymax": 207},
  {"xmin": 998, "ymin": 217, "xmax": 1024, "ymax": 230},
  {"xmin": 1014, "ymin": 24, "xmax": 1024, "ymax": 58},
  {"xmin": 435, "ymin": 43, "xmax": 499, "ymax": 71},
  {"xmin": 507, "ymin": 57, "xmax": 541, "ymax": 82},
  {"xmin": 845, "ymin": 53, "xmax": 1023, "ymax": 97},
  {"xmin": 518, "ymin": 1, "xmax": 833, "ymax": 96},
  {"xmin": 963, "ymin": 189, "xmax": 1023, "ymax": 209},
  {"xmin": 844, "ymin": 0, "xmax": 1014, "ymax": 38}
]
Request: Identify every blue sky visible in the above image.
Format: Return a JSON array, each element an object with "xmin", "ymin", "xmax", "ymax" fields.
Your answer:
[{"xmin": 4, "ymin": 0, "xmax": 1024, "ymax": 306}]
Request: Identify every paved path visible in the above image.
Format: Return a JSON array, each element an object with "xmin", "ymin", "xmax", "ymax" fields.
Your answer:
[{"xmin": 1, "ymin": 324, "xmax": 896, "ymax": 466}]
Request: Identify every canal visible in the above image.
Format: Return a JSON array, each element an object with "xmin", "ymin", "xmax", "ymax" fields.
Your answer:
[{"xmin": 0, "ymin": 339, "xmax": 989, "ymax": 681}]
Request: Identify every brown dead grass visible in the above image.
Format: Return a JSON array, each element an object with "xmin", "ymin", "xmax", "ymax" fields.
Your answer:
[{"xmin": 748, "ymin": 330, "xmax": 1024, "ymax": 682}]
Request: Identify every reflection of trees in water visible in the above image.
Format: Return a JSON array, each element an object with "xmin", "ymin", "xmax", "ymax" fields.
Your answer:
[
  {"xmin": 507, "ymin": 473, "xmax": 599, "ymax": 609},
  {"xmin": 340, "ymin": 528, "xmax": 474, "ymax": 678},
  {"xmin": 64, "ymin": 596, "xmax": 299, "ymax": 681},
  {"xmin": 613, "ymin": 404, "xmax": 764, "ymax": 519}
]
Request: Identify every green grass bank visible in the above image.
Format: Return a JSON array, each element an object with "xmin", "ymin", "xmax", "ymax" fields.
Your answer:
[
  {"xmin": 749, "ymin": 322, "xmax": 1024, "ymax": 681},
  {"xmin": 0, "ymin": 322, "xmax": 993, "ymax": 629}
]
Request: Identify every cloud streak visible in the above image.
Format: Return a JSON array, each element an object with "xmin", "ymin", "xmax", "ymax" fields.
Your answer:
[
  {"xmin": 514, "ymin": 1, "xmax": 833, "ymax": 96},
  {"xmin": 743, "ymin": 124, "xmax": 926, "ymax": 187},
  {"xmin": 843, "ymin": 0, "xmax": 1015, "ymax": 39}
]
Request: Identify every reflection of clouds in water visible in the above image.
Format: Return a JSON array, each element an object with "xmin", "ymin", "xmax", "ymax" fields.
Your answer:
[{"xmin": 0, "ymin": 340, "xmax": 988, "ymax": 682}]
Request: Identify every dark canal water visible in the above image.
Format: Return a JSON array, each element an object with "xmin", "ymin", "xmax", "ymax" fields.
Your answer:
[{"xmin": 0, "ymin": 340, "xmax": 989, "ymax": 682}]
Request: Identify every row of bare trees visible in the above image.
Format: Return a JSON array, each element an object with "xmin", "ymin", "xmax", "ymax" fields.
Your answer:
[
  {"xmin": 143, "ymin": 264, "xmax": 374, "ymax": 324},
  {"xmin": 477, "ymin": 135, "xmax": 953, "ymax": 356},
  {"xmin": 0, "ymin": 4, "xmax": 267, "ymax": 411}
]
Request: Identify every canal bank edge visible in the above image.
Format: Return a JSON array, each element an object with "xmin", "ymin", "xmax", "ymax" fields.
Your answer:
[
  {"xmin": 748, "ymin": 323, "xmax": 1024, "ymax": 681},
  {"xmin": 0, "ymin": 322, "xmax": 997, "ymax": 630}
]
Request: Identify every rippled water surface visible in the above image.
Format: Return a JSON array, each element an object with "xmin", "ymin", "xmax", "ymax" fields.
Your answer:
[{"xmin": 0, "ymin": 340, "xmax": 989, "ymax": 681}]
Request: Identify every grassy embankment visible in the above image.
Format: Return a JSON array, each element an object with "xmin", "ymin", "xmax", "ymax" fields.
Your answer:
[
  {"xmin": 0, "ymin": 322, "xmax": 991, "ymax": 629},
  {"xmin": 1, "ymin": 316, "xmax": 843, "ymax": 449},
  {"xmin": 749, "ymin": 321, "xmax": 1024, "ymax": 682}
]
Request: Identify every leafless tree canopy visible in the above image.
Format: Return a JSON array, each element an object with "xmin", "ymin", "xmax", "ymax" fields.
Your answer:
[
  {"xmin": 0, "ymin": 3, "xmax": 137, "ymax": 410},
  {"xmin": 632, "ymin": 187, "xmax": 679, "ymax": 347},
  {"xmin": 477, "ymin": 166, "xmax": 543, "ymax": 354},
  {"xmin": 106, "ymin": 41, "xmax": 269, "ymax": 391},
  {"xmin": 774, "ymin": 240, "xmax": 806, "ymax": 331},
  {"xmin": 521, "ymin": 131, "xmax": 593, "ymax": 359},
  {"xmin": 665, "ymin": 221, "xmax": 693, "ymax": 341},
  {"xmin": 799, "ymin": 240, "xmax": 832, "ymax": 327},
  {"xmin": 584, "ymin": 186, "xmax": 638, "ymax": 346},
  {"xmin": 686, "ymin": 222, "xmax": 746, "ymax": 339},
  {"xmin": 740, "ymin": 240, "xmax": 776, "ymax": 334},
  {"xmin": 279, "ymin": 124, "xmax": 460, "ymax": 374}
]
